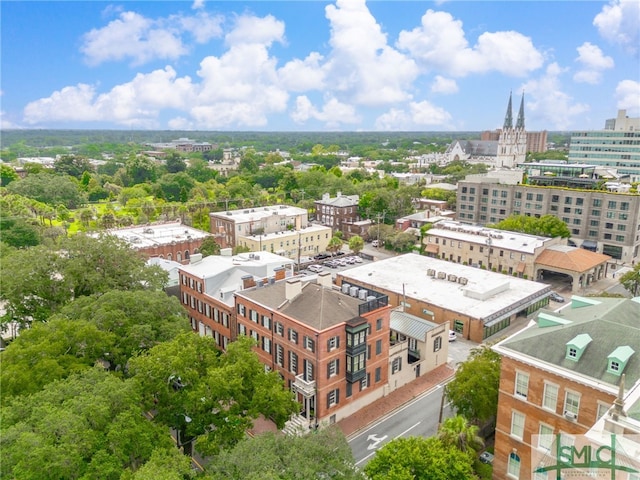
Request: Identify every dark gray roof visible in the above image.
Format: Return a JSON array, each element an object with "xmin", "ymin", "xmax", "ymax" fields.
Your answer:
[
  {"xmin": 391, "ymin": 311, "xmax": 439, "ymax": 340},
  {"xmin": 238, "ymin": 281, "xmax": 363, "ymax": 331},
  {"xmin": 499, "ymin": 298, "xmax": 640, "ymax": 388}
]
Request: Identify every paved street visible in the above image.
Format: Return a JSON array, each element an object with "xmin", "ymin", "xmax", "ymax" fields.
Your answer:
[{"xmin": 348, "ymin": 383, "xmax": 455, "ymax": 467}]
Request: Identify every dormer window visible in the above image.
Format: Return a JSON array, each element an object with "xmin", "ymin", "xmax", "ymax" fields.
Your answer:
[
  {"xmin": 565, "ymin": 334, "xmax": 592, "ymax": 362},
  {"xmin": 607, "ymin": 346, "xmax": 635, "ymax": 376}
]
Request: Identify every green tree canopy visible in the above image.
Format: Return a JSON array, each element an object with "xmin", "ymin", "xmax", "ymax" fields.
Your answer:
[
  {"xmin": 53, "ymin": 154, "xmax": 94, "ymax": 178},
  {"xmin": 348, "ymin": 235, "xmax": 364, "ymax": 254},
  {"xmin": 364, "ymin": 436, "xmax": 476, "ymax": 480},
  {"xmin": 327, "ymin": 235, "xmax": 344, "ymax": 255},
  {"xmin": 0, "ymin": 164, "xmax": 19, "ymax": 186},
  {"xmin": 0, "ymin": 234, "xmax": 167, "ymax": 327},
  {"xmin": 129, "ymin": 334, "xmax": 298, "ymax": 457},
  {"xmin": 0, "ymin": 368, "xmax": 177, "ymax": 480},
  {"xmin": 199, "ymin": 236, "xmax": 221, "ymax": 257},
  {"xmin": 490, "ymin": 214, "xmax": 571, "ymax": 238},
  {"xmin": 437, "ymin": 415, "xmax": 484, "ymax": 455},
  {"xmin": 6, "ymin": 172, "xmax": 87, "ymax": 208},
  {"xmin": 619, "ymin": 263, "xmax": 640, "ymax": 297},
  {"xmin": 444, "ymin": 345, "xmax": 501, "ymax": 425},
  {"xmin": 206, "ymin": 427, "xmax": 363, "ymax": 480}
]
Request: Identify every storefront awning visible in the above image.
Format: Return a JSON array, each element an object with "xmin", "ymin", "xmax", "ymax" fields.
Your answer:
[{"xmin": 425, "ymin": 244, "xmax": 439, "ymax": 254}]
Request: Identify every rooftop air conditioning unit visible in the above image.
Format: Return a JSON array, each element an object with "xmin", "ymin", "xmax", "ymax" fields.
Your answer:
[
  {"xmin": 437, "ymin": 271, "xmax": 446, "ymax": 279},
  {"xmin": 358, "ymin": 289, "xmax": 367, "ymax": 300},
  {"xmin": 447, "ymin": 274, "xmax": 457, "ymax": 282},
  {"xmin": 349, "ymin": 286, "xmax": 359, "ymax": 297},
  {"xmin": 341, "ymin": 283, "xmax": 350, "ymax": 294},
  {"xmin": 564, "ymin": 411, "xmax": 577, "ymax": 421},
  {"xmin": 427, "ymin": 269, "xmax": 436, "ymax": 277}
]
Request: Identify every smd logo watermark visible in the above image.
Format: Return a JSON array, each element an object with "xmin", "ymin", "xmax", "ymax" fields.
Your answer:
[{"xmin": 532, "ymin": 434, "xmax": 640, "ymax": 479}]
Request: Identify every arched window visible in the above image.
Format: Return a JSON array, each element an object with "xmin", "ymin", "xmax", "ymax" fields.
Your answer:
[
  {"xmin": 167, "ymin": 253, "xmax": 172, "ymax": 260},
  {"xmin": 158, "ymin": 254, "xmax": 164, "ymax": 259},
  {"xmin": 507, "ymin": 452, "xmax": 521, "ymax": 478},
  {"xmin": 177, "ymin": 252, "xmax": 182, "ymax": 262},
  {"xmin": 184, "ymin": 250, "xmax": 190, "ymax": 260}
]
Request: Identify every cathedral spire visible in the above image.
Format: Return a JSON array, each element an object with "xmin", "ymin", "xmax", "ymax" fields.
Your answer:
[
  {"xmin": 515, "ymin": 92, "xmax": 525, "ymax": 129},
  {"xmin": 503, "ymin": 92, "xmax": 513, "ymax": 129}
]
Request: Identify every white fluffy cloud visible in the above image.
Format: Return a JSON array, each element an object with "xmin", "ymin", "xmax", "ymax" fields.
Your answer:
[
  {"xmin": 594, "ymin": 0, "xmax": 640, "ymax": 55},
  {"xmin": 23, "ymin": 67, "xmax": 194, "ymax": 127},
  {"xmin": 396, "ymin": 10, "xmax": 544, "ymax": 77},
  {"xmin": 291, "ymin": 95, "xmax": 361, "ymax": 128},
  {"xmin": 374, "ymin": 101, "xmax": 453, "ymax": 130},
  {"xmin": 522, "ymin": 63, "xmax": 590, "ymax": 130},
  {"xmin": 615, "ymin": 79, "xmax": 640, "ymax": 116},
  {"xmin": 81, "ymin": 10, "xmax": 223, "ymax": 66},
  {"xmin": 431, "ymin": 76, "xmax": 458, "ymax": 94},
  {"xmin": 574, "ymin": 42, "xmax": 614, "ymax": 84}
]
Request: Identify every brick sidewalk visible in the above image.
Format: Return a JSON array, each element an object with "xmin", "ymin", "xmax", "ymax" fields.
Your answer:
[{"xmin": 337, "ymin": 363, "xmax": 455, "ymax": 438}]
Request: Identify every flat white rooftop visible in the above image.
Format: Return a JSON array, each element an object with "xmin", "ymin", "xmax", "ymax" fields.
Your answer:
[
  {"xmin": 239, "ymin": 224, "xmax": 330, "ymax": 242},
  {"xmin": 340, "ymin": 253, "xmax": 549, "ymax": 321},
  {"xmin": 209, "ymin": 205, "xmax": 307, "ymax": 223},
  {"xmin": 179, "ymin": 252, "xmax": 295, "ymax": 280},
  {"xmin": 427, "ymin": 220, "xmax": 551, "ymax": 254},
  {"xmin": 106, "ymin": 222, "xmax": 210, "ymax": 248}
]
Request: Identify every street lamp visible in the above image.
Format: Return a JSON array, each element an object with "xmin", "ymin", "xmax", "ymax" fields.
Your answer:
[{"xmin": 485, "ymin": 237, "xmax": 492, "ymax": 271}]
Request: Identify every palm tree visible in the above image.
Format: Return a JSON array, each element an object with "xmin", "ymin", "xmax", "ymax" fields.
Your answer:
[
  {"xmin": 437, "ymin": 415, "xmax": 484, "ymax": 454},
  {"xmin": 326, "ymin": 235, "xmax": 344, "ymax": 256}
]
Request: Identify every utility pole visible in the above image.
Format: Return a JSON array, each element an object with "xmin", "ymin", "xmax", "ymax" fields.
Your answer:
[
  {"xmin": 376, "ymin": 211, "xmax": 385, "ymax": 247},
  {"xmin": 486, "ymin": 237, "xmax": 492, "ymax": 270}
]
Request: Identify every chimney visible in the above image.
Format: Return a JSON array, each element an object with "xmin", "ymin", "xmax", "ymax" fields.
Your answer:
[
  {"xmin": 317, "ymin": 271, "xmax": 332, "ymax": 288},
  {"xmin": 274, "ymin": 267, "xmax": 286, "ymax": 281},
  {"xmin": 337, "ymin": 191, "xmax": 342, "ymax": 197},
  {"xmin": 241, "ymin": 275, "xmax": 256, "ymax": 290},
  {"xmin": 285, "ymin": 278, "xmax": 302, "ymax": 301},
  {"xmin": 322, "ymin": 193, "xmax": 330, "ymax": 201}
]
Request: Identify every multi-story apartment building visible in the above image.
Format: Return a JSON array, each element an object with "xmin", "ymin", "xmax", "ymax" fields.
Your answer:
[
  {"xmin": 237, "ymin": 224, "xmax": 332, "ymax": 262},
  {"xmin": 337, "ymin": 253, "xmax": 551, "ymax": 342},
  {"xmin": 568, "ymin": 109, "xmax": 640, "ymax": 182},
  {"xmin": 209, "ymin": 205, "xmax": 309, "ymax": 248},
  {"xmin": 178, "ymin": 251, "xmax": 295, "ymax": 350},
  {"xmin": 491, "ymin": 296, "xmax": 640, "ymax": 480},
  {"xmin": 457, "ymin": 176, "xmax": 640, "ymax": 262},
  {"xmin": 423, "ymin": 220, "xmax": 564, "ymax": 279},
  {"xmin": 314, "ymin": 192, "xmax": 361, "ymax": 238},
  {"xmin": 234, "ymin": 273, "xmax": 393, "ymax": 427},
  {"xmin": 103, "ymin": 222, "xmax": 211, "ymax": 264}
]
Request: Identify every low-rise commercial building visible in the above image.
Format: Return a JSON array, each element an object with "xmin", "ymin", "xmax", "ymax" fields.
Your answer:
[
  {"xmin": 104, "ymin": 222, "xmax": 211, "ymax": 264},
  {"xmin": 337, "ymin": 253, "xmax": 551, "ymax": 342},
  {"xmin": 237, "ymin": 224, "xmax": 332, "ymax": 262}
]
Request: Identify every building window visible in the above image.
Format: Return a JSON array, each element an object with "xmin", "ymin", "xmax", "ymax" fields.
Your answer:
[
  {"xmin": 434, "ymin": 336, "xmax": 442, "ymax": 352},
  {"xmin": 564, "ymin": 391, "xmax": 580, "ymax": 420},
  {"xmin": 327, "ymin": 389, "xmax": 339, "ymax": 408},
  {"xmin": 538, "ymin": 424, "xmax": 554, "ymax": 451},
  {"xmin": 275, "ymin": 322, "xmax": 284, "ymax": 336},
  {"xmin": 507, "ymin": 452, "xmax": 521, "ymax": 478},
  {"xmin": 515, "ymin": 372, "xmax": 529, "ymax": 399},
  {"xmin": 360, "ymin": 373, "xmax": 369, "ymax": 391},
  {"xmin": 262, "ymin": 315, "xmax": 271, "ymax": 329},
  {"xmin": 596, "ymin": 402, "xmax": 609, "ymax": 420},
  {"xmin": 542, "ymin": 383, "xmax": 558, "ymax": 411},
  {"xmin": 289, "ymin": 351, "xmax": 298, "ymax": 374},
  {"xmin": 303, "ymin": 359, "xmax": 314, "ymax": 381},
  {"xmin": 327, "ymin": 359, "xmax": 339, "ymax": 377},
  {"xmin": 326, "ymin": 336, "xmax": 339, "ymax": 351},
  {"xmin": 237, "ymin": 304, "xmax": 246, "ymax": 317},
  {"xmin": 238, "ymin": 324, "xmax": 246, "ymax": 336},
  {"xmin": 376, "ymin": 318, "xmax": 382, "ymax": 330},
  {"xmin": 263, "ymin": 337, "xmax": 271, "ymax": 354},
  {"xmin": 375, "ymin": 367, "xmax": 381, "ymax": 383},
  {"xmin": 250, "ymin": 309, "xmax": 258, "ymax": 323},
  {"xmin": 511, "ymin": 411, "xmax": 525, "ymax": 439},
  {"xmin": 376, "ymin": 339, "xmax": 382, "ymax": 355},
  {"xmin": 288, "ymin": 328, "xmax": 298, "ymax": 344},
  {"xmin": 391, "ymin": 357, "xmax": 402, "ymax": 374},
  {"xmin": 304, "ymin": 336, "xmax": 315, "ymax": 353},
  {"xmin": 275, "ymin": 344, "xmax": 284, "ymax": 367}
]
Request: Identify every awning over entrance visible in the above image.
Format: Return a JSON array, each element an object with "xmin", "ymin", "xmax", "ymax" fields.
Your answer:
[
  {"xmin": 516, "ymin": 262, "xmax": 526, "ymax": 273},
  {"xmin": 425, "ymin": 244, "xmax": 439, "ymax": 254},
  {"xmin": 581, "ymin": 240, "xmax": 597, "ymax": 250}
]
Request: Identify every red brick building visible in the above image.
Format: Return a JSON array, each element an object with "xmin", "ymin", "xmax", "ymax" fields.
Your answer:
[
  {"xmin": 492, "ymin": 297, "xmax": 640, "ymax": 480},
  {"xmin": 106, "ymin": 222, "xmax": 211, "ymax": 264},
  {"xmin": 234, "ymin": 273, "xmax": 392, "ymax": 427},
  {"xmin": 314, "ymin": 192, "xmax": 361, "ymax": 239}
]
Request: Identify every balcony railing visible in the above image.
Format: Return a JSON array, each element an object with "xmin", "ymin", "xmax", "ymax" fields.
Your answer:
[{"xmin": 293, "ymin": 374, "xmax": 316, "ymax": 397}]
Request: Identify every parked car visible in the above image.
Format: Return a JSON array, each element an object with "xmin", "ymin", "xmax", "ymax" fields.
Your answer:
[
  {"xmin": 549, "ymin": 292, "xmax": 565, "ymax": 303},
  {"xmin": 479, "ymin": 452, "xmax": 494, "ymax": 465},
  {"xmin": 449, "ymin": 330, "xmax": 457, "ymax": 342},
  {"xmin": 354, "ymin": 256, "xmax": 363, "ymax": 263},
  {"xmin": 308, "ymin": 265, "xmax": 323, "ymax": 273},
  {"xmin": 314, "ymin": 253, "xmax": 330, "ymax": 260},
  {"xmin": 371, "ymin": 240, "xmax": 379, "ymax": 247}
]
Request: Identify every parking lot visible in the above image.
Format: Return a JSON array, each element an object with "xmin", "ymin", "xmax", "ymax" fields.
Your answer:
[{"xmin": 298, "ymin": 252, "xmax": 374, "ymax": 278}]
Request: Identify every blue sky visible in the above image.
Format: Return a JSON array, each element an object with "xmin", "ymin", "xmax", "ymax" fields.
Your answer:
[{"xmin": 1, "ymin": 0, "xmax": 639, "ymax": 132}]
